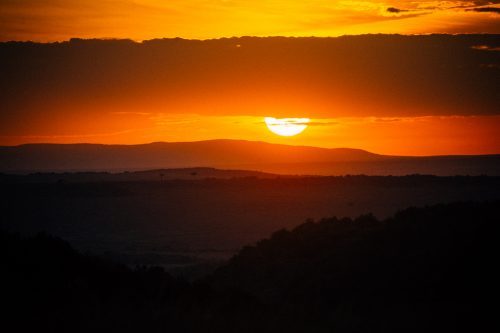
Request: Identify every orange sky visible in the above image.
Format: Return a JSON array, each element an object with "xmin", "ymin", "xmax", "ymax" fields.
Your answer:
[
  {"xmin": 2, "ymin": 113, "xmax": 499, "ymax": 156},
  {"xmin": 0, "ymin": 2, "xmax": 499, "ymax": 155},
  {"xmin": 1, "ymin": 1, "xmax": 499, "ymax": 41}
]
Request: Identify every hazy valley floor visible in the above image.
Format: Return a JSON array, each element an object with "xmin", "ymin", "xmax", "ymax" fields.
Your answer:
[{"xmin": 2, "ymin": 175, "xmax": 499, "ymax": 276}]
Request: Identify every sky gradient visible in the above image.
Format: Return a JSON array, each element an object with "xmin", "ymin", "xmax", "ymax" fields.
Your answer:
[
  {"xmin": 2, "ymin": 113, "xmax": 498, "ymax": 156},
  {"xmin": 1, "ymin": 1, "xmax": 499, "ymax": 41},
  {"xmin": 1, "ymin": 3, "xmax": 499, "ymax": 155}
]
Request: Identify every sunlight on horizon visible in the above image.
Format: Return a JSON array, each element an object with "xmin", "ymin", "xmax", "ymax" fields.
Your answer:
[{"xmin": 264, "ymin": 117, "xmax": 310, "ymax": 137}]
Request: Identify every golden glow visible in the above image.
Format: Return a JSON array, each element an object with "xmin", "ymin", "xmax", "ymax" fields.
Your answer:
[
  {"xmin": 0, "ymin": 2, "xmax": 498, "ymax": 156},
  {"xmin": 1, "ymin": 113, "xmax": 499, "ymax": 155},
  {"xmin": 0, "ymin": 1, "xmax": 499, "ymax": 41},
  {"xmin": 265, "ymin": 117, "xmax": 309, "ymax": 137}
]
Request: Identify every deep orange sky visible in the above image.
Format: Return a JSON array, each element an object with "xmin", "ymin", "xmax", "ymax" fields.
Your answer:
[
  {"xmin": 0, "ymin": 2, "xmax": 499, "ymax": 155},
  {"xmin": 1, "ymin": 1, "xmax": 500, "ymax": 41},
  {"xmin": 2, "ymin": 113, "xmax": 499, "ymax": 156}
]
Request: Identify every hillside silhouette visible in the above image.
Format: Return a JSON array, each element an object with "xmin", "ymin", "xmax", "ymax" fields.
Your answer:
[
  {"xmin": 3, "ymin": 201, "xmax": 497, "ymax": 332},
  {"xmin": 1, "ymin": 140, "xmax": 499, "ymax": 175},
  {"xmin": 210, "ymin": 201, "xmax": 497, "ymax": 331}
]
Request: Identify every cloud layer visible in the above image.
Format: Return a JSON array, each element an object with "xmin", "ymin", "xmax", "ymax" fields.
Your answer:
[
  {"xmin": 2, "ymin": 35, "xmax": 499, "ymax": 122},
  {"xmin": 0, "ymin": 1, "xmax": 499, "ymax": 41}
]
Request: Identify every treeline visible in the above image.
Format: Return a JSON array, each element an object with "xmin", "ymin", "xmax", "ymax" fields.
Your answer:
[
  {"xmin": 210, "ymin": 201, "xmax": 498, "ymax": 331},
  {"xmin": 2, "ymin": 231, "xmax": 191, "ymax": 332},
  {"xmin": 3, "ymin": 201, "xmax": 498, "ymax": 332},
  {"xmin": 2, "ymin": 174, "xmax": 499, "ymax": 197}
]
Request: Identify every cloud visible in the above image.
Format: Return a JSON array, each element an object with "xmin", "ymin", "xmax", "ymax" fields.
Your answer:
[
  {"xmin": 149, "ymin": 114, "xmax": 200, "ymax": 126},
  {"xmin": 382, "ymin": 6, "xmax": 430, "ymax": 19},
  {"xmin": 386, "ymin": 7, "xmax": 409, "ymax": 14},
  {"xmin": 1, "ymin": 36, "xmax": 500, "ymax": 131},
  {"xmin": 306, "ymin": 121, "xmax": 340, "ymax": 127},
  {"xmin": 471, "ymin": 1, "xmax": 500, "ymax": 5},
  {"xmin": 0, "ymin": 128, "xmax": 150, "ymax": 139},
  {"xmin": 111, "ymin": 111, "xmax": 151, "ymax": 116},
  {"xmin": 467, "ymin": 6, "xmax": 500, "ymax": 13},
  {"xmin": 2, "ymin": 1, "xmax": 500, "ymax": 41},
  {"xmin": 472, "ymin": 44, "xmax": 500, "ymax": 51},
  {"xmin": 480, "ymin": 63, "xmax": 500, "ymax": 69},
  {"xmin": 408, "ymin": 1, "xmax": 500, "ymax": 13}
]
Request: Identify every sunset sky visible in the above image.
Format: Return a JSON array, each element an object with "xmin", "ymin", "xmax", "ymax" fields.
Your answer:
[
  {"xmin": 0, "ymin": 1, "xmax": 499, "ymax": 156},
  {"xmin": 1, "ymin": 1, "xmax": 499, "ymax": 41}
]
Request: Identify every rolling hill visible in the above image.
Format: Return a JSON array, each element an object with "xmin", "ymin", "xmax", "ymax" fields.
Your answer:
[{"xmin": 0, "ymin": 140, "xmax": 499, "ymax": 176}]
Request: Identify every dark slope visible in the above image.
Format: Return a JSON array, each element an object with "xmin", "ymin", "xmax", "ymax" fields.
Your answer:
[
  {"xmin": 208, "ymin": 201, "xmax": 498, "ymax": 332},
  {"xmin": 1, "ymin": 140, "xmax": 499, "ymax": 175},
  {"xmin": 2, "ymin": 231, "xmax": 189, "ymax": 333},
  {"xmin": 3, "ymin": 201, "xmax": 498, "ymax": 332}
]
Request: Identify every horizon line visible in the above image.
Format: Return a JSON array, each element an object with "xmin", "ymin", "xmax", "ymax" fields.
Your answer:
[
  {"xmin": 2, "ymin": 139, "xmax": 500, "ymax": 158},
  {"xmin": 2, "ymin": 32, "xmax": 500, "ymax": 44}
]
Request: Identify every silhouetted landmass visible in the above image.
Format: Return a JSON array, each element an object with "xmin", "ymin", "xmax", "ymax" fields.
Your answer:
[
  {"xmin": 0, "ymin": 167, "xmax": 280, "ymax": 183},
  {"xmin": 210, "ymin": 201, "xmax": 498, "ymax": 331},
  {"xmin": 3, "ymin": 201, "xmax": 497, "ymax": 332},
  {"xmin": 2, "ymin": 175, "xmax": 499, "ymax": 272},
  {"xmin": 0, "ymin": 141, "xmax": 380, "ymax": 173},
  {"xmin": 1, "ymin": 140, "xmax": 499, "ymax": 175},
  {"xmin": 2, "ymin": 230, "xmax": 190, "ymax": 332}
]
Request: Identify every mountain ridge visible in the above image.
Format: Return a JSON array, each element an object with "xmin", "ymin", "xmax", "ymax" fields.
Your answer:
[{"xmin": 1, "ymin": 140, "xmax": 499, "ymax": 176}]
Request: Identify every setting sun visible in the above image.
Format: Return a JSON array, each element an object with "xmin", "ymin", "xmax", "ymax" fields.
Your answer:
[
  {"xmin": 264, "ymin": 117, "xmax": 310, "ymax": 137},
  {"xmin": 1, "ymin": 1, "xmax": 499, "ymax": 331}
]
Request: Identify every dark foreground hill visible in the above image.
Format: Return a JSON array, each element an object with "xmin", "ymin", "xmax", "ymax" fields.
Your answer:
[
  {"xmin": 1, "ymin": 140, "xmax": 500, "ymax": 175},
  {"xmin": 3, "ymin": 201, "xmax": 497, "ymax": 332}
]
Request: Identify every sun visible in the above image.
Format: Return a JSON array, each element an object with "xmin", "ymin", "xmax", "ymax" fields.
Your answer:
[{"xmin": 264, "ymin": 117, "xmax": 310, "ymax": 137}]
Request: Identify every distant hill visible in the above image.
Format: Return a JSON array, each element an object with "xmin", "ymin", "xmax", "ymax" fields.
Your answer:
[
  {"xmin": 1, "ymin": 140, "xmax": 499, "ymax": 176},
  {"xmin": 0, "ymin": 167, "xmax": 279, "ymax": 183}
]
